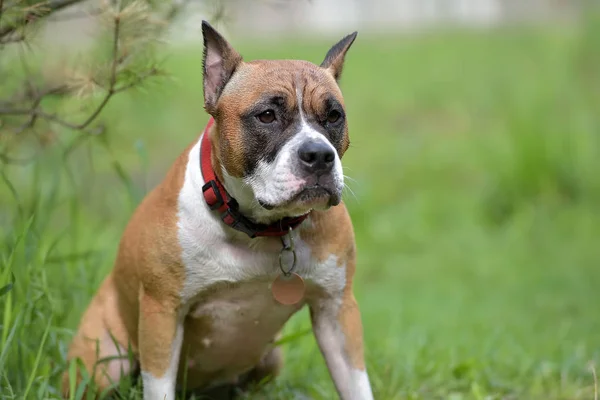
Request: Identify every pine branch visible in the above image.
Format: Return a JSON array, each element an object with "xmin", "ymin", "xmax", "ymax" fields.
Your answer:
[
  {"xmin": 0, "ymin": 0, "xmax": 85, "ymax": 39},
  {"xmin": 0, "ymin": 33, "xmax": 24, "ymax": 43},
  {"xmin": 0, "ymin": 0, "xmax": 194, "ymax": 165},
  {"xmin": 112, "ymin": 66, "xmax": 160, "ymax": 93},
  {"xmin": 0, "ymin": 14, "xmax": 124, "ymax": 135},
  {"xmin": 43, "ymin": 5, "xmax": 102, "ymax": 22},
  {"xmin": 75, "ymin": 11, "xmax": 122, "ymax": 131},
  {"xmin": 0, "ymin": 0, "xmax": 5, "ymax": 24}
]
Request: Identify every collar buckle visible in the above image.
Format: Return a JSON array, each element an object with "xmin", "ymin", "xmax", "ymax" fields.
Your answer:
[
  {"xmin": 220, "ymin": 208, "xmax": 260, "ymax": 238},
  {"xmin": 201, "ymin": 180, "xmax": 225, "ymax": 210}
]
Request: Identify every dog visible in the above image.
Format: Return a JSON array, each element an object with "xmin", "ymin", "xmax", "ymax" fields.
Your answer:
[{"xmin": 62, "ymin": 20, "xmax": 374, "ymax": 400}]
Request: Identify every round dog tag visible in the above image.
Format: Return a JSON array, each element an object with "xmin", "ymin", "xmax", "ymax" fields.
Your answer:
[{"xmin": 271, "ymin": 273, "xmax": 305, "ymax": 305}]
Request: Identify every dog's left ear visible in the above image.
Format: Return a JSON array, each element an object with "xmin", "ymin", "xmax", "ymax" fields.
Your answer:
[
  {"xmin": 320, "ymin": 31, "xmax": 358, "ymax": 81},
  {"xmin": 202, "ymin": 20, "xmax": 243, "ymax": 114}
]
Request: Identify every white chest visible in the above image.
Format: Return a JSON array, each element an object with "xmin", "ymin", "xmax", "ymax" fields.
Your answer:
[{"xmin": 177, "ymin": 221, "xmax": 344, "ymax": 303}]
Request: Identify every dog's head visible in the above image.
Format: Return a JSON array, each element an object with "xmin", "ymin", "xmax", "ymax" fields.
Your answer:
[{"xmin": 201, "ymin": 21, "xmax": 357, "ymax": 224}]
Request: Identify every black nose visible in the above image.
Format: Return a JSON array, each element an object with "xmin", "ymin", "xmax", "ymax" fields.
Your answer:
[{"xmin": 298, "ymin": 140, "xmax": 335, "ymax": 174}]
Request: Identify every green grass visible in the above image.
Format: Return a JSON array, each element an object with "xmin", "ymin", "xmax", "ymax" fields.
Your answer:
[{"xmin": 2, "ymin": 19, "xmax": 600, "ymax": 399}]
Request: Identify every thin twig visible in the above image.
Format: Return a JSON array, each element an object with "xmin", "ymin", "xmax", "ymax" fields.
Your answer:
[
  {"xmin": 45, "ymin": 6, "xmax": 102, "ymax": 22},
  {"xmin": 0, "ymin": 108, "xmax": 31, "ymax": 116},
  {"xmin": 0, "ymin": 0, "xmax": 85, "ymax": 39},
  {"xmin": 13, "ymin": 100, "xmax": 42, "ymax": 134},
  {"xmin": 0, "ymin": 86, "xmax": 64, "ymax": 134},
  {"xmin": 0, "ymin": 108, "xmax": 100, "ymax": 135},
  {"xmin": 0, "ymin": 0, "xmax": 4, "ymax": 28},
  {"xmin": 112, "ymin": 67, "xmax": 160, "ymax": 93},
  {"xmin": 162, "ymin": 0, "xmax": 192, "ymax": 31},
  {"xmin": 1, "ymin": 84, "xmax": 69, "ymax": 107},
  {"xmin": 0, "ymin": 33, "xmax": 23, "ymax": 44},
  {"xmin": 0, "ymin": 150, "xmax": 39, "ymax": 165},
  {"xmin": 17, "ymin": 39, "xmax": 37, "ymax": 102},
  {"xmin": 75, "ymin": 11, "xmax": 121, "ymax": 130},
  {"xmin": 0, "ymin": 86, "xmax": 65, "ymax": 114},
  {"xmin": 34, "ymin": 110, "xmax": 103, "ymax": 134},
  {"xmin": 62, "ymin": 132, "xmax": 90, "ymax": 159}
]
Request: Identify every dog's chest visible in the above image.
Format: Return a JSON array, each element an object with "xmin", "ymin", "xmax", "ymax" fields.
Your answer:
[
  {"xmin": 180, "ymin": 281, "xmax": 300, "ymax": 380},
  {"xmin": 176, "ymin": 237, "xmax": 316, "ymax": 385}
]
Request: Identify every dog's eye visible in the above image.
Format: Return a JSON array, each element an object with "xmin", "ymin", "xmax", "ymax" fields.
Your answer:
[
  {"xmin": 257, "ymin": 110, "xmax": 276, "ymax": 124},
  {"xmin": 327, "ymin": 110, "xmax": 342, "ymax": 124}
]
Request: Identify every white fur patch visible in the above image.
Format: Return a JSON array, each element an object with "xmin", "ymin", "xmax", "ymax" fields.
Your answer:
[
  {"xmin": 247, "ymin": 140, "xmax": 307, "ymax": 207},
  {"xmin": 353, "ymin": 369, "xmax": 375, "ymax": 400},
  {"xmin": 98, "ymin": 333, "xmax": 134, "ymax": 385}
]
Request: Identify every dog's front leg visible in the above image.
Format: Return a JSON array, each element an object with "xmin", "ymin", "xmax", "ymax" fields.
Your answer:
[
  {"xmin": 138, "ymin": 289, "xmax": 184, "ymax": 400},
  {"xmin": 309, "ymin": 289, "xmax": 374, "ymax": 400}
]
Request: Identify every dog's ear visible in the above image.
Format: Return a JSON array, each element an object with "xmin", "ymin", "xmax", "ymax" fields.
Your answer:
[
  {"xmin": 320, "ymin": 31, "xmax": 358, "ymax": 81},
  {"xmin": 201, "ymin": 20, "xmax": 243, "ymax": 114}
]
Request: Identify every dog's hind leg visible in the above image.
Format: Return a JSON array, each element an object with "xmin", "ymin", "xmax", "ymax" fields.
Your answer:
[
  {"xmin": 62, "ymin": 274, "xmax": 137, "ymax": 398},
  {"xmin": 244, "ymin": 345, "xmax": 283, "ymax": 386},
  {"xmin": 235, "ymin": 337, "xmax": 284, "ymax": 395}
]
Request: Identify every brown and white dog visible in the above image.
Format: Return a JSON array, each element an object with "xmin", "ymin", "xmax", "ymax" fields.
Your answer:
[{"xmin": 62, "ymin": 21, "xmax": 373, "ymax": 400}]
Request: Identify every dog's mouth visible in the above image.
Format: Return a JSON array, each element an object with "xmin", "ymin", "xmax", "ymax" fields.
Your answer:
[{"xmin": 258, "ymin": 185, "xmax": 339, "ymax": 211}]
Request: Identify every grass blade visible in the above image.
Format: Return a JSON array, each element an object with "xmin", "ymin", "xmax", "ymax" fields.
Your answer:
[
  {"xmin": 274, "ymin": 328, "xmax": 312, "ymax": 347},
  {"xmin": 0, "ymin": 312, "xmax": 23, "ymax": 368},
  {"xmin": 0, "ymin": 272, "xmax": 15, "ymax": 298},
  {"xmin": 22, "ymin": 317, "xmax": 53, "ymax": 399}
]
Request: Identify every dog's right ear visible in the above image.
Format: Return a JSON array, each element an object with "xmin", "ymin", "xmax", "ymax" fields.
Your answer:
[{"xmin": 201, "ymin": 21, "xmax": 242, "ymax": 114}]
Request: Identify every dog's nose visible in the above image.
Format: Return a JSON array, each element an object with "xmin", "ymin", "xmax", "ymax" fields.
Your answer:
[{"xmin": 298, "ymin": 140, "xmax": 335, "ymax": 174}]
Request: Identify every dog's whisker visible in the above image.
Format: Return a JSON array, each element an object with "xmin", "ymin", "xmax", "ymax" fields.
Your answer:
[
  {"xmin": 343, "ymin": 183, "xmax": 359, "ymax": 203},
  {"xmin": 343, "ymin": 174, "xmax": 359, "ymax": 184}
]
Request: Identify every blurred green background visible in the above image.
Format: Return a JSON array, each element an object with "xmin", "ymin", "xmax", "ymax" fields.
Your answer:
[{"xmin": 2, "ymin": 1, "xmax": 600, "ymax": 399}]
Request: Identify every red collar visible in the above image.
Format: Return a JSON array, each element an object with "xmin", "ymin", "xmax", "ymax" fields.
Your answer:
[{"xmin": 200, "ymin": 117, "xmax": 309, "ymax": 238}]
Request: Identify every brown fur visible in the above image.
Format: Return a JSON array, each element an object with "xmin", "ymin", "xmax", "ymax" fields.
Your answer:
[
  {"xmin": 339, "ymin": 250, "xmax": 366, "ymax": 371},
  {"xmin": 175, "ymin": 289, "xmax": 289, "ymax": 390},
  {"xmin": 301, "ymin": 205, "xmax": 366, "ymax": 370},
  {"xmin": 300, "ymin": 203, "xmax": 353, "ymax": 265}
]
